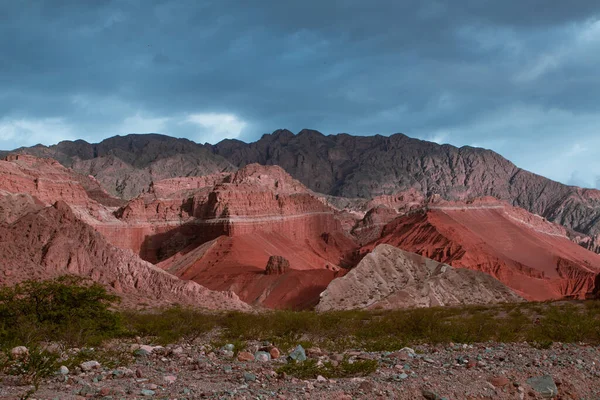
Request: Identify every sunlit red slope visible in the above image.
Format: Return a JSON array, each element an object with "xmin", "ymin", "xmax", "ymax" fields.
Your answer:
[
  {"xmin": 123, "ymin": 164, "xmax": 357, "ymax": 309},
  {"xmin": 363, "ymin": 198, "xmax": 600, "ymax": 300}
]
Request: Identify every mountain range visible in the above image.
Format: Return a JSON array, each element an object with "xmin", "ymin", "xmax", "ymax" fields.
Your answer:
[
  {"xmin": 1, "ymin": 129, "xmax": 599, "ymax": 309},
  {"xmin": 3, "ymin": 129, "xmax": 599, "ymax": 253}
]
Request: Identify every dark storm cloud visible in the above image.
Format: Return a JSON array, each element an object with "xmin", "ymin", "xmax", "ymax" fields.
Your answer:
[{"xmin": 1, "ymin": 0, "xmax": 600, "ymax": 188}]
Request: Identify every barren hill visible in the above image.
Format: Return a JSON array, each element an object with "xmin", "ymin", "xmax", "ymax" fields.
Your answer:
[{"xmin": 316, "ymin": 244, "xmax": 523, "ymax": 311}]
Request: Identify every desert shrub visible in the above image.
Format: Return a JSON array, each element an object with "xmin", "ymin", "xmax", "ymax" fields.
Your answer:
[
  {"xmin": 0, "ymin": 276, "xmax": 123, "ymax": 348},
  {"xmin": 123, "ymin": 306, "xmax": 217, "ymax": 345},
  {"xmin": 0, "ymin": 347, "xmax": 60, "ymax": 398},
  {"xmin": 526, "ymin": 304, "xmax": 600, "ymax": 344}
]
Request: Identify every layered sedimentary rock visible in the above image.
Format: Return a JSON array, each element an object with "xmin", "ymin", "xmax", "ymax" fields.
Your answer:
[
  {"xmin": 317, "ymin": 245, "xmax": 523, "ymax": 311},
  {"xmin": 148, "ymin": 165, "xmax": 356, "ymax": 308},
  {"xmin": 0, "ymin": 154, "xmax": 135, "ymax": 254},
  {"xmin": 110, "ymin": 164, "xmax": 353, "ymax": 263},
  {"xmin": 363, "ymin": 198, "xmax": 600, "ymax": 300},
  {"xmin": 0, "ymin": 201, "xmax": 249, "ymax": 310},
  {"xmin": 0, "ymin": 155, "xmax": 110, "ymax": 207},
  {"xmin": 6, "ymin": 131, "xmax": 600, "ymax": 253}
]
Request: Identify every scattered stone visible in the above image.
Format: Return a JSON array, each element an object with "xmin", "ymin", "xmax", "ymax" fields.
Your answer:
[
  {"xmin": 80, "ymin": 360, "xmax": 101, "ymax": 372},
  {"xmin": 489, "ymin": 376, "xmax": 510, "ymax": 388},
  {"xmin": 134, "ymin": 348, "xmax": 151, "ymax": 357},
  {"xmin": 10, "ymin": 346, "xmax": 28, "ymax": 359},
  {"xmin": 244, "ymin": 372, "xmax": 257, "ymax": 382},
  {"xmin": 288, "ymin": 345, "xmax": 307, "ymax": 362},
  {"xmin": 221, "ymin": 350, "xmax": 234, "ymax": 358},
  {"xmin": 316, "ymin": 375, "xmax": 327, "ymax": 382},
  {"xmin": 79, "ymin": 385, "xmax": 97, "ymax": 396},
  {"xmin": 58, "ymin": 365, "xmax": 69, "ymax": 375},
  {"xmin": 164, "ymin": 375, "xmax": 177, "ymax": 384},
  {"xmin": 358, "ymin": 381, "xmax": 375, "ymax": 392},
  {"xmin": 140, "ymin": 389, "xmax": 155, "ymax": 397},
  {"xmin": 307, "ymin": 347, "xmax": 323, "ymax": 357},
  {"xmin": 237, "ymin": 351, "xmax": 255, "ymax": 362},
  {"xmin": 255, "ymin": 351, "xmax": 271, "ymax": 362},
  {"xmin": 98, "ymin": 386, "xmax": 111, "ymax": 396},
  {"xmin": 527, "ymin": 375, "xmax": 558, "ymax": 398},
  {"xmin": 269, "ymin": 347, "xmax": 281, "ymax": 359},
  {"xmin": 139, "ymin": 345, "xmax": 155, "ymax": 354},
  {"xmin": 112, "ymin": 367, "xmax": 134, "ymax": 378},
  {"xmin": 422, "ymin": 389, "xmax": 441, "ymax": 400}
]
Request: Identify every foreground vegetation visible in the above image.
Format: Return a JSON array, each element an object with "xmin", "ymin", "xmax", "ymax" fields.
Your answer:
[{"xmin": 1, "ymin": 277, "xmax": 599, "ymax": 353}]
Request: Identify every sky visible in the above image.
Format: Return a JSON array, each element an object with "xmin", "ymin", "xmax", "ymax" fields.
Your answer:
[{"xmin": 1, "ymin": 1, "xmax": 600, "ymax": 189}]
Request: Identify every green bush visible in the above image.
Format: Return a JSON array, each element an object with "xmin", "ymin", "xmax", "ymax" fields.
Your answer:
[
  {"xmin": 123, "ymin": 306, "xmax": 216, "ymax": 345},
  {"xmin": 0, "ymin": 347, "xmax": 60, "ymax": 398},
  {"xmin": 0, "ymin": 276, "xmax": 123, "ymax": 348}
]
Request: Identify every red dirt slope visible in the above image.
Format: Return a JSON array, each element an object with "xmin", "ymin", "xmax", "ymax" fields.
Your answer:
[
  {"xmin": 364, "ymin": 199, "xmax": 600, "ymax": 300},
  {"xmin": 158, "ymin": 230, "xmax": 351, "ymax": 309},
  {"xmin": 0, "ymin": 201, "xmax": 250, "ymax": 310},
  {"xmin": 117, "ymin": 164, "xmax": 357, "ymax": 308}
]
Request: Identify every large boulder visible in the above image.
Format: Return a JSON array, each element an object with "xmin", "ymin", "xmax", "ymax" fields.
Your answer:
[{"xmin": 265, "ymin": 255, "xmax": 290, "ymax": 275}]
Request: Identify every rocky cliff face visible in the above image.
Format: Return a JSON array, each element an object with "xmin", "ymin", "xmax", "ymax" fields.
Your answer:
[
  {"xmin": 0, "ymin": 201, "xmax": 250, "ymax": 310},
  {"xmin": 211, "ymin": 129, "xmax": 600, "ymax": 252},
  {"xmin": 2, "ymin": 134, "xmax": 235, "ymax": 199},
  {"xmin": 316, "ymin": 245, "xmax": 523, "ymax": 311},
  {"xmin": 362, "ymin": 199, "xmax": 600, "ymax": 301}
]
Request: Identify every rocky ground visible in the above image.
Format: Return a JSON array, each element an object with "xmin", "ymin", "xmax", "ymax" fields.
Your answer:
[{"xmin": 2, "ymin": 339, "xmax": 599, "ymax": 399}]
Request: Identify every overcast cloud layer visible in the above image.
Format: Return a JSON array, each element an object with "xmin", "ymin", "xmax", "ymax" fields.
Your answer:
[{"xmin": 1, "ymin": 0, "xmax": 600, "ymax": 188}]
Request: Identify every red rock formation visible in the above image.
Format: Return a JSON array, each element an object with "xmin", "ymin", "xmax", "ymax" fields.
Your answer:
[
  {"xmin": 0, "ymin": 155, "xmax": 102, "ymax": 207},
  {"xmin": 363, "ymin": 200, "xmax": 600, "ymax": 300},
  {"xmin": 112, "ymin": 164, "xmax": 356, "ymax": 308},
  {"xmin": 0, "ymin": 201, "xmax": 250, "ymax": 310},
  {"xmin": 158, "ymin": 232, "xmax": 348, "ymax": 309},
  {"xmin": 265, "ymin": 256, "xmax": 290, "ymax": 275},
  {"xmin": 111, "ymin": 164, "xmax": 354, "ymax": 262},
  {"xmin": 6, "ymin": 131, "xmax": 600, "ymax": 254}
]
